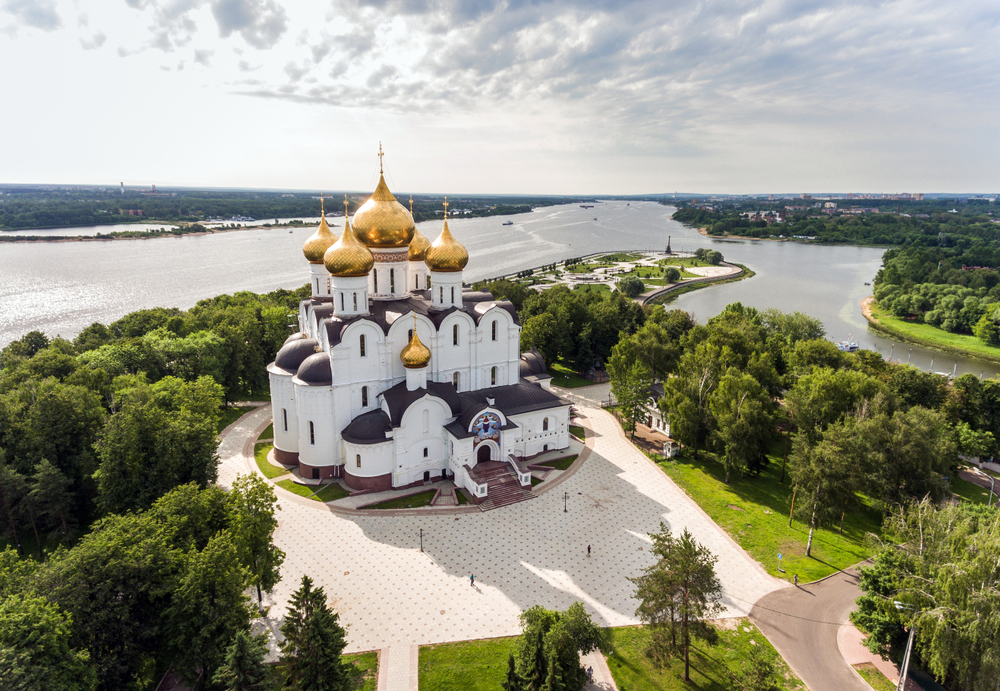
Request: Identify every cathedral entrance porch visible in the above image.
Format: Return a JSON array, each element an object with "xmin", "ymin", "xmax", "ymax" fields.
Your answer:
[{"xmin": 465, "ymin": 461, "xmax": 535, "ymax": 511}]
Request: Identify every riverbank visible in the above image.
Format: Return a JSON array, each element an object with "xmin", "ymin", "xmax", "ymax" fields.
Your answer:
[
  {"xmin": 0, "ymin": 219, "xmax": 329, "ymax": 243},
  {"xmin": 862, "ymin": 296, "xmax": 1000, "ymax": 365},
  {"xmin": 644, "ymin": 262, "xmax": 755, "ymax": 305}
]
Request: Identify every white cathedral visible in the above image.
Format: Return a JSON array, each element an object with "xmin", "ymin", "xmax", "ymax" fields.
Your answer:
[{"xmin": 266, "ymin": 154, "xmax": 571, "ymax": 503}]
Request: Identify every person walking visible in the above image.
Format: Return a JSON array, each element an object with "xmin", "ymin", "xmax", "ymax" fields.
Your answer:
[
  {"xmin": 793, "ymin": 574, "xmax": 798, "ymax": 587},
  {"xmin": 587, "ymin": 545, "xmax": 591, "ymax": 557},
  {"xmin": 470, "ymin": 574, "xmax": 475, "ymax": 586}
]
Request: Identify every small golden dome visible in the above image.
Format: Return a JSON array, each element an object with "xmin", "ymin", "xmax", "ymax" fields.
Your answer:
[
  {"xmin": 407, "ymin": 196, "xmax": 431, "ymax": 260},
  {"xmin": 424, "ymin": 198, "xmax": 468, "ymax": 272},
  {"xmin": 302, "ymin": 197, "xmax": 338, "ymax": 263},
  {"xmin": 351, "ymin": 150, "xmax": 414, "ymax": 247},
  {"xmin": 400, "ymin": 327, "xmax": 431, "ymax": 369},
  {"xmin": 324, "ymin": 198, "xmax": 374, "ymax": 277}
]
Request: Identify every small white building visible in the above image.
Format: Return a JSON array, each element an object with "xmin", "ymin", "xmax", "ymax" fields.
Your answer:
[{"xmin": 267, "ymin": 156, "xmax": 571, "ymax": 502}]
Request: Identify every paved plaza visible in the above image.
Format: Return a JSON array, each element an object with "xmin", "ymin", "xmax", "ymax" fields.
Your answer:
[{"xmin": 217, "ymin": 384, "xmax": 785, "ymax": 657}]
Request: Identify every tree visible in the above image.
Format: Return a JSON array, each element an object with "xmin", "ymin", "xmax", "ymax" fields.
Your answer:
[
  {"xmin": 227, "ymin": 474, "xmax": 285, "ymax": 611},
  {"xmin": 617, "ymin": 275, "xmax": 645, "ymax": 298},
  {"xmin": 789, "ymin": 419, "xmax": 865, "ymax": 556},
  {"xmin": 514, "ymin": 603, "xmax": 606, "ymax": 691},
  {"xmin": 30, "ymin": 458, "xmax": 76, "ymax": 543},
  {"xmin": 0, "ymin": 596, "xmax": 97, "ymax": 691},
  {"xmin": 709, "ymin": 370, "xmax": 774, "ymax": 482},
  {"xmin": 520, "ymin": 313, "xmax": 562, "ymax": 371},
  {"xmin": 607, "ymin": 338, "xmax": 653, "ymax": 438},
  {"xmin": 213, "ymin": 630, "xmax": 271, "ymax": 691},
  {"xmin": 955, "ymin": 421, "xmax": 995, "ymax": 462},
  {"xmin": 631, "ymin": 524, "xmax": 724, "ymax": 682},
  {"xmin": 502, "ymin": 653, "xmax": 524, "ymax": 691},
  {"xmin": 280, "ymin": 575, "xmax": 351, "ymax": 691},
  {"xmin": 663, "ymin": 266, "xmax": 681, "ymax": 283},
  {"xmin": 785, "ymin": 367, "xmax": 885, "ymax": 444},
  {"xmin": 167, "ymin": 533, "xmax": 254, "ymax": 685},
  {"xmin": 663, "ymin": 341, "xmax": 723, "ymax": 459}
]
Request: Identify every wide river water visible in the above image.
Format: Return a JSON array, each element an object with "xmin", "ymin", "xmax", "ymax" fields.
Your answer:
[{"xmin": 2, "ymin": 200, "xmax": 997, "ymax": 377}]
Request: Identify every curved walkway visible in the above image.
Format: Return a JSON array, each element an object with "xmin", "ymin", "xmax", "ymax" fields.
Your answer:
[
  {"xmin": 749, "ymin": 567, "xmax": 869, "ymax": 691},
  {"xmin": 216, "ymin": 389, "xmax": 783, "ymax": 656}
]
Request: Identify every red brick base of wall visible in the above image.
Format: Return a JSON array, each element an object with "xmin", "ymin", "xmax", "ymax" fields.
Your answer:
[
  {"xmin": 298, "ymin": 461, "xmax": 339, "ymax": 481},
  {"xmin": 344, "ymin": 470, "xmax": 393, "ymax": 492},
  {"xmin": 274, "ymin": 447, "xmax": 299, "ymax": 466}
]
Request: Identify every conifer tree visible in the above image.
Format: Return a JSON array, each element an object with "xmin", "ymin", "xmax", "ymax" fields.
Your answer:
[
  {"xmin": 30, "ymin": 458, "xmax": 76, "ymax": 543},
  {"xmin": 280, "ymin": 575, "xmax": 350, "ymax": 691},
  {"xmin": 213, "ymin": 630, "xmax": 271, "ymax": 691},
  {"xmin": 502, "ymin": 653, "xmax": 523, "ymax": 691}
]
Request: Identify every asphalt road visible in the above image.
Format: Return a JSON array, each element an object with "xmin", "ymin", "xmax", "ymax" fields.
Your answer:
[
  {"xmin": 750, "ymin": 568, "xmax": 869, "ymax": 691},
  {"xmin": 959, "ymin": 467, "xmax": 999, "ymax": 503}
]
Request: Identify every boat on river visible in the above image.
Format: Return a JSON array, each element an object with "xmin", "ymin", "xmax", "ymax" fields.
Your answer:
[
  {"xmin": 836, "ymin": 335, "xmax": 860, "ymax": 352},
  {"xmin": 502, "ymin": 221, "xmax": 513, "ymax": 226}
]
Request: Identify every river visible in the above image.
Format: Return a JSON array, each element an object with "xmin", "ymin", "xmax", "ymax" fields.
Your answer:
[{"xmin": 1, "ymin": 200, "xmax": 997, "ymax": 377}]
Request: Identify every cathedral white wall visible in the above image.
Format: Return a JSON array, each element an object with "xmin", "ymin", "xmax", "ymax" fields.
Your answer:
[
  {"xmin": 370, "ymin": 251, "xmax": 410, "ymax": 301},
  {"xmin": 294, "ymin": 385, "xmax": 336, "ymax": 468},
  {"xmin": 429, "ymin": 271, "xmax": 463, "ymax": 310},
  {"xmin": 386, "ymin": 315, "xmax": 436, "ymax": 384},
  {"xmin": 332, "ymin": 275, "xmax": 369, "ymax": 318},
  {"xmin": 344, "ymin": 440, "xmax": 393, "ymax": 479},
  {"xmin": 434, "ymin": 312, "xmax": 475, "ymax": 391},
  {"xmin": 269, "ymin": 372, "xmax": 298, "ymax": 454},
  {"xmin": 335, "ymin": 321, "xmax": 385, "ymax": 389},
  {"xmin": 475, "ymin": 307, "xmax": 520, "ymax": 388},
  {"xmin": 507, "ymin": 406, "xmax": 572, "ymax": 458},
  {"xmin": 394, "ymin": 397, "xmax": 451, "ymax": 486},
  {"xmin": 309, "ymin": 263, "xmax": 332, "ymax": 300},
  {"xmin": 408, "ymin": 261, "xmax": 428, "ymax": 292}
]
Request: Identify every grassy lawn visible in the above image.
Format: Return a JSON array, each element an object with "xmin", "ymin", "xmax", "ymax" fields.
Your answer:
[
  {"xmin": 254, "ymin": 444, "xmax": 291, "ymax": 480},
  {"xmin": 601, "ymin": 252, "xmax": 646, "ymax": 262},
  {"xmin": 867, "ymin": 301, "xmax": 1000, "ymax": 364},
  {"xmin": 456, "ymin": 489, "xmax": 471, "ymax": 505},
  {"xmin": 419, "ymin": 636, "xmax": 518, "ymax": 691},
  {"xmin": 607, "ymin": 620, "xmax": 804, "ymax": 691},
  {"xmin": 366, "ymin": 490, "xmax": 437, "ymax": 510},
  {"xmin": 574, "ymin": 283, "xmax": 611, "ymax": 295},
  {"xmin": 853, "ymin": 663, "xmax": 895, "ymax": 691},
  {"xmin": 314, "ymin": 482, "xmax": 352, "ymax": 502},
  {"xmin": 274, "ymin": 478, "xmax": 351, "ymax": 502},
  {"xmin": 569, "ymin": 425, "xmax": 586, "ymax": 439},
  {"xmin": 655, "ymin": 444, "xmax": 881, "ymax": 583},
  {"xmin": 550, "ymin": 363, "xmax": 593, "ymax": 388},
  {"xmin": 218, "ymin": 405, "xmax": 254, "ymax": 433},
  {"xmin": 258, "ymin": 423, "xmax": 274, "ymax": 440},
  {"xmin": 531, "ymin": 475, "xmax": 543, "ymax": 486},
  {"xmin": 537, "ymin": 454, "xmax": 578, "ymax": 471},
  {"xmin": 951, "ymin": 475, "xmax": 992, "ymax": 505}
]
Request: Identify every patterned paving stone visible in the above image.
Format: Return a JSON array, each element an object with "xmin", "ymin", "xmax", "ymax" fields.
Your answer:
[{"xmin": 217, "ymin": 388, "xmax": 783, "ymax": 654}]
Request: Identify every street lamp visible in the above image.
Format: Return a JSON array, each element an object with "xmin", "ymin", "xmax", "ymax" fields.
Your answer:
[
  {"xmin": 564, "ymin": 492, "xmax": 568, "ymax": 513},
  {"xmin": 893, "ymin": 601, "xmax": 917, "ymax": 691}
]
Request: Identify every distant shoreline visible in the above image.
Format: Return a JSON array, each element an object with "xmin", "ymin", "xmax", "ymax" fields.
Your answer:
[{"xmin": 0, "ymin": 220, "xmax": 330, "ymax": 243}]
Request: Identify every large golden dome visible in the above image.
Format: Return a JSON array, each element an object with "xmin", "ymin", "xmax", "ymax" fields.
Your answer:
[
  {"xmin": 400, "ymin": 328, "xmax": 431, "ymax": 369},
  {"xmin": 424, "ymin": 199, "xmax": 468, "ymax": 272},
  {"xmin": 302, "ymin": 197, "xmax": 338, "ymax": 263},
  {"xmin": 324, "ymin": 199, "xmax": 374, "ymax": 277},
  {"xmin": 352, "ymin": 174, "xmax": 415, "ymax": 248}
]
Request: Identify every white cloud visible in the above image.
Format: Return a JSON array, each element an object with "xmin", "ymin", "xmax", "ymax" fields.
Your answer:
[{"xmin": 2, "ymin": 0, "xmax": 61, "ymax": 30}]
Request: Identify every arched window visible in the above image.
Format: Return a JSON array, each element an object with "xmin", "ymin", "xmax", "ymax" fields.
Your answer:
[
  {"xmin": 373, "ymin": 271, "xmax": 378, "ymax": 293},
  {"xmin": 415, "ymin": 275, "xmax": 419, "ymax": 289},
  {"xmin": 453, "ymin": 324, "xmax": 458, "ymax": 345},
  {"xmin": 543, "ymin": 417, "xmax": 549, "ymax": 431},
  {"xmin": 309, "ymin": 421, "xmax": 315, "ymax": 445},
  {"xmin": 356, "ymin": 454, "xmax": 361, "ymax": 468},
  {"xmin": 491, "ymin": 366, "xmax": 497, "ymax": 386},
  {"xmin": 439, "ymin": 287, "xmax": 444, "ymax": 303},
  {"xmin": 315, "ymin": 278, "xmax": 319, "ymax": 293},
  {"xmin": 390, "ymin": 268, "xmax": 395, "ymax": 293},
  {"xmin": 452, "ymin": 371, "xmax": 459, "ymax": 389},
  {"xmin": 491, "ymin": 321, "xmax": 497, "ymax": 341},
  {"xmin": 340, "ymin": 293, "xmax": 345, "ymax": 311},
  {"xmin": 359, "ymin": 334, "xmax": 366, "ymax": 357},
  {"xmin": 361, "ymin": 386, "xmax": 368, "ymax": 407},
  {"xmin": 353, "ymin": 292, "xmax": 358, "ymax": 311},
  {"xmin": 451, "ymin": 286, "xmax": 455, "ymax": 303},
  {"xmin": 282, "ymin": 408, "xmax": 288, "ymax": 432},
  {"xmin": 423, "ymin": 447, "xmax": 429, "ymax": 458},
  {"xmin": 408, "ymin": 329, "xmax": 413, "ymax": 342}
]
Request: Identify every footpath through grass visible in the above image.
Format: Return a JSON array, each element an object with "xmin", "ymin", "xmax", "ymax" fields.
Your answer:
[
  {"xmin": 275, "ymin": 478, "xmax": 351, "ymax": 502},
  {"xmin": 218, "ymin": 405, "xmax": 253, "ymax": 433},
  {"xmin": 419, "ymin": 636, "xmax": 518, "ymax": 691},
  {"xmin": 867, "ymin": 300, "xmax": 1000, "ymax": 364},
  {"xmin": 656, "ymin": 444, "xmax": 880, "ymax": 583},
  {"xmin": 254, "ymin": 444, "xmax": 291, "ymax": 480},
  {"xmin": 853, "ymin": 663, "xmax": 895, "ymax": 691},
  {"xmin": 607, "ymin": 620, "xmax": 803, "ymax": 691}
]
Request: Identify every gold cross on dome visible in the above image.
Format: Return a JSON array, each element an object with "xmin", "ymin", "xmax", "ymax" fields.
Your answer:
[
  {"xmin": 409, "ymin": 195, "xmax": 414, "ymax": 214},
  {"xmin": 319, "ymin": 193, "xmax": 324, "ymax": 215},
  {"xmin": 344, "ymin": 194, "xmax": 349, "ymax": 214},
  {"xmin": 378, "ymin": 142, "xmax": 384, "ymax": 174},
  {"xmin": 443, "ymin": 196, "xmax": 449, "ymax": 219}
]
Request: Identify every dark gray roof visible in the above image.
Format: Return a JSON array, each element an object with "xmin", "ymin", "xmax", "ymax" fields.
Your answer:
[
  {"xmin": 649, "ymin": 382, "xmax": 665, "ymax": 399},
  {"xmin": 342, "ymin": 410, "xmax": 392, "ymax": 444},
  {"xmin": 320, "ymin": 292, "xmax": 519, "ymax": 347},
  {"xmin": 274, "ymin": 337, "xmax": 319, "ymax": 372},
  {"xmin": 519, "ymin": 348, "xmax": 548, "ymax": 377},
  {"xmin": 381, "ymin": 381, "xmax": 462, "ymax": 426},
  {"xmin": 295, "ymin": 352, "xmax": 333, "ymax": 385},
  {"xmin": 457, "ymin": 383, "xmax": 569, "ymax": 428}
]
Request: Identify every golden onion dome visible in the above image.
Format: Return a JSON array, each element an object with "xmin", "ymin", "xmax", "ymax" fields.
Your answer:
[
  {"xmin": 302, "ymin": 197, "xmax": 338, "ymax": 263},
  {"xmin": 352, "ymin": 170, "xmax": 415, "ymax": 248},
  {"xmin": 424, "ymin": 198, "xmax": 468, "ymax": 272},
  {"xmin": 324, "ymin": 198, "xmax": 374, "ymax": 277},
  {"xmin": 408, "ymin": 196, "xmax": 431, "ymax": 260},
  {"xmin": 400, "ymin": 327, "xmax": 431, "ymax": 369}
]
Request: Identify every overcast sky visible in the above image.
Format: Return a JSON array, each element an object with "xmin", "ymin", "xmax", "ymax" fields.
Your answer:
[{"xmin": 1, "ymin": 0, "xmax": 998, "ymax": 194}]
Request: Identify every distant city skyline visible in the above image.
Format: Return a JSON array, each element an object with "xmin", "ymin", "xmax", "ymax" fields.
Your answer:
[{"xmin": 1, "ymin": 0, "xmax": 998, "ymax": 194}]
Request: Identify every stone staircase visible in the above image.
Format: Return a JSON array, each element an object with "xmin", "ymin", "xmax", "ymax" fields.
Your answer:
[{"xmin": 475, "ymin": 462, "xmax": 535, "ymax": 511}]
